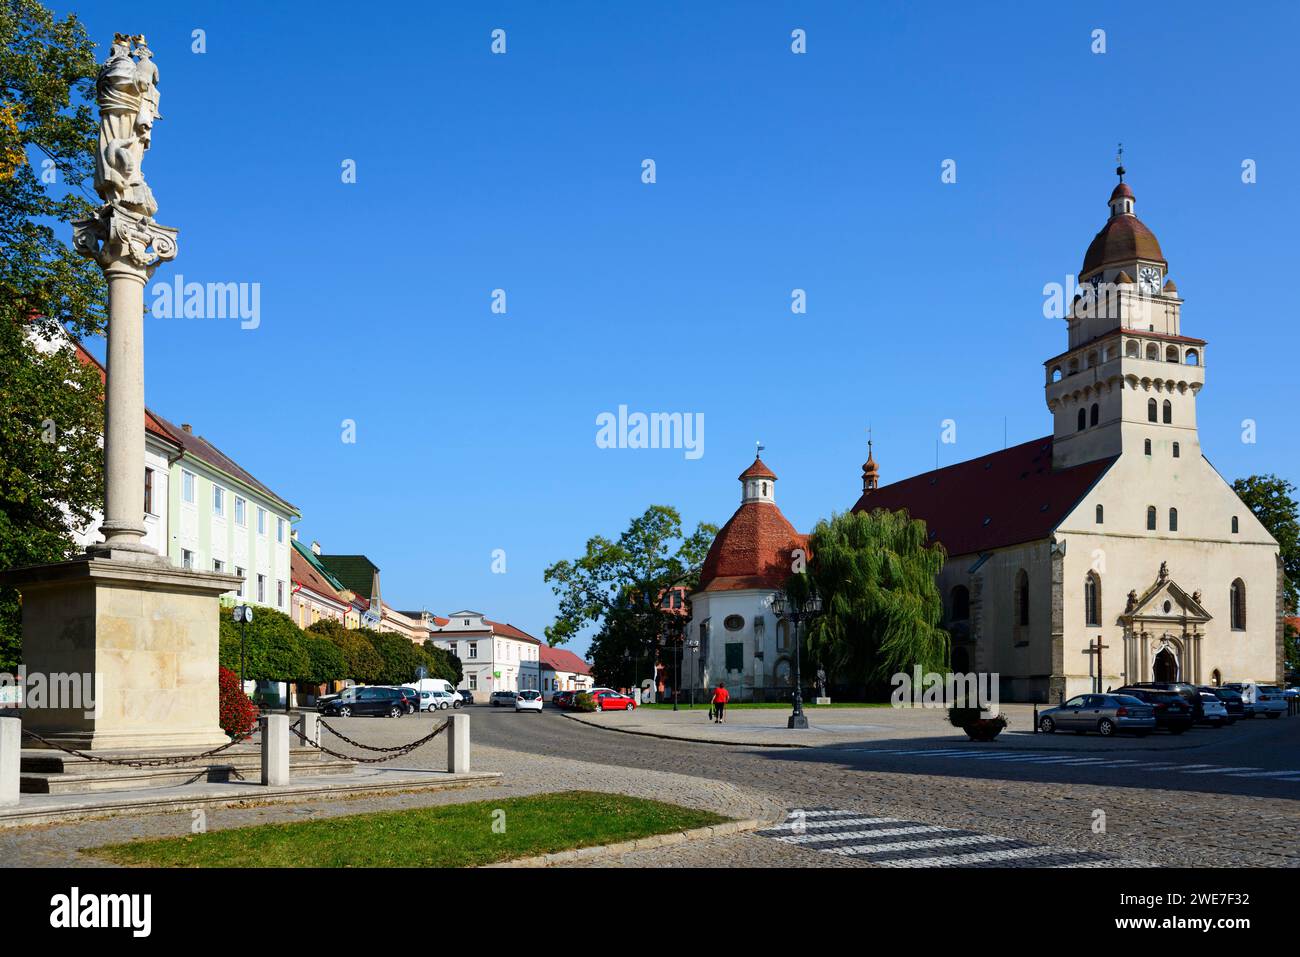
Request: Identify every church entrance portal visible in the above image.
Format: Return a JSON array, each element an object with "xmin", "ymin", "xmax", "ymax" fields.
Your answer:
[{"xmin": 1153, "ymin": 647, "xmax": 1178, "ymax": 682}]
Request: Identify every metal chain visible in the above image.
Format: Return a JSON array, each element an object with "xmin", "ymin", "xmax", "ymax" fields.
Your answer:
[
  {"xmin": 319, "ymin": 717, "xmax": 449, "ymax": 753},
  {"xmin": 289, "ymin": 720, "xmax": 447, "ymax": 763},
  {"xmin": 19, "ymin": 725, "xmax": 259, "ymax": 769}
]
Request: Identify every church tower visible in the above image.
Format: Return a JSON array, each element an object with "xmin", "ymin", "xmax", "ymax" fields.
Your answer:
[{"xmin": 1045, "ymin": 160, "xmax": 1206, "ymax": 469}]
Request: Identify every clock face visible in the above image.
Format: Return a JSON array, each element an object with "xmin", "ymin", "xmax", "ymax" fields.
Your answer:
[{"xmin": 1138, "ymin": 265, "xmax": 1161, "ymax": 291}]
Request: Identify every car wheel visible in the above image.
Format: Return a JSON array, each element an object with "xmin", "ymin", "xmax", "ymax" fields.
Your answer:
[
  {"xmin": 454, "ymin": 700, "xmax": 463, "ymax": 709},
  {"xmin": 337, "ymin": 706, "xmax": 352, "ymax": 718},
  {"xmin": 1098, "ymin": 718, "xmax": 1115, "ymax": 736},
  {"xmin": 625, "ymin": 702, "xmax": 634, "ymax": 711},
  {"xmin": 389, "ymin": 705, "xmax": 402, "ymax": 718},
  {"xmin": 1038, "ymin": 716, "xmax": 1055, "ymax": 733}
]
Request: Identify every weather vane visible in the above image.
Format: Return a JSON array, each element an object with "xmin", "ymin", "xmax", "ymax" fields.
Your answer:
[
  {"xmin": 1116, "ymin": 142, "xmax": 1125, "ymax": 181},
  {"xmin": 756, "ymin": 440, "xmax": 765, "ymax": 457}
]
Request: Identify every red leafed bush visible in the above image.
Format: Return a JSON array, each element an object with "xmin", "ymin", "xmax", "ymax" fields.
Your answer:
[{"xmin": 219, "ymin": 666, "xmax": 258, "ymax": 738}]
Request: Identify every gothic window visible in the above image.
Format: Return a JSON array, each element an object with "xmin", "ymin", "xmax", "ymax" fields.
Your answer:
[
  {"xmin": 1144, "ymin": 438, "xmax": 1152, "ymax": 455},
  {"xmin": 1095, "ymin": 504, "xmax": 1104, "ymax": 524},
  {"xmin": 1231, "ymin": 516, "xmax": 1239, "ymax": 534},
  {"xmin": 1090, "ymin": 403, "xmax": 1099, "ymax": 426},
  {"xmin": 1172, "ymin": 441, "xmax": 1180, "ymax": 458},
  {"xmin": 1147, "ymin": 506, "xmax": 1157, "ymax": 530},
  {"xmin": 1084, "ymin": 572, "xmax": 1101, "ymax": 626},
  {"xmin": 1168, "ymin": 507, "xmax": 1178, "ymax": 532},
  {"xmin": 1014, "ymin": 570, "xmax": 1030, "ymax": 627},
  {"xmin": 762, "ymin": 481, "xmax": 768, "ymax": 496},
  {"xmin": 1077, "ymin": 409, "xmax": 1086, "ymax": 431},
  {"xmin": 1162, "ymin": 400, "xmax": 1172, "ymax": 424},
  {"xmin": 950, "ymin": 585, "xmax": 970, "ymax": 622},
  {"xmin": 1051, "ymin": 366, "xmax": 1062, "ymax": 383},
  {"xmin": 1147, "ymin": 398, "xmax": 1158, "ymax": 422},
  {"xmin": 1230, "ymin": 579, "xmax": 1246, "ymax": 630}
]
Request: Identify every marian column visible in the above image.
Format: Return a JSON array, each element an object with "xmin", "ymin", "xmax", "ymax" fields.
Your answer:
[{"xmin": 74, "ymin": 33, "xmax": 177, "ymax": 559}]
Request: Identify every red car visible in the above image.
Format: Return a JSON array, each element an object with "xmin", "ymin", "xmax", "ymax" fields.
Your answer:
[{"xmin": 594, "ymin": 690, "xmax": 637, "ymax": 711}]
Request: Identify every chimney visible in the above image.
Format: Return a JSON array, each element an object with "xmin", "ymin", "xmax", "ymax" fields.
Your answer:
[
  {"xmin": 181, "ymin": 423, "xmax": 192, "ymax": 434},
  {"xmin": 311, "ymin": 540, "xmax": 321, "ymax": 556}
]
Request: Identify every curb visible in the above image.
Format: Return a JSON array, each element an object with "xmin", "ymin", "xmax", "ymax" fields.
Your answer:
[{"xmin": 485, "ymin": 818, "xmax": 764, "ymax": 867}]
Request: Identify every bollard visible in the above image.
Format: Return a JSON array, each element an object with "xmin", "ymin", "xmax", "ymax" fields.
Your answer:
[
  {"xmin": 446, "ymin": 713, "xmax": 470, "ymax": 774},
  {"xmin": 261, "ymin": 714, "xmax": 289, "ymax": 786},
  {"xmin": 299, "ymin": 712, "xmax": 320, "ymax": 749},
  {"xmin": 0, "ymin": 717, "xmax": 19, "ymax": 807}
]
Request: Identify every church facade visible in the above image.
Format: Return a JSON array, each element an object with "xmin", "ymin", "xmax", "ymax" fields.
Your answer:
[{"xmin": 689, "ymin": 171, "xmax": 1283, "ymax": 703}]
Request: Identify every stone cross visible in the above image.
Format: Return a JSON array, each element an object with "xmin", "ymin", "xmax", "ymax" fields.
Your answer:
[{"xmin": 73, "ymin": 34, "xmax": 178, "ymax": 559}]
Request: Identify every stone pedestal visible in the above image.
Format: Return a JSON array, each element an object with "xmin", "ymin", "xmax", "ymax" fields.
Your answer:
[
  {"xmin": 0, "ymin": 556, "xmax": 239, "ymax": 750},
  {"xmin": 814, "ymin": 696, "xmax": 832, "ymax": 705}
]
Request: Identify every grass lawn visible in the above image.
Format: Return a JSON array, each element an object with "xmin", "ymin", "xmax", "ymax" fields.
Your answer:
[
  {"xmin": 640, "ymin": 701, "xmax": 891, "ymax": 710},
  {"xmin": 86, "ymin": 791, "xmax": 730, "ymax": 868}
]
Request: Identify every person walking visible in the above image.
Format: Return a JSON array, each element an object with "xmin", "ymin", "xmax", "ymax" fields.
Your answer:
[{"xmin": 711, "ymin": 682, "xmax": 729, "ymax": 723}]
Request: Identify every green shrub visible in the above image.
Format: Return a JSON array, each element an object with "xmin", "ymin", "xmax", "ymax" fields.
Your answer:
[
  {"xmin": 574, "ymin": 692, "xmax": 597, "ymax": 713},
  {"xmin": 217, "ymin": 606, "xmax": 310, "ymax": 681}
]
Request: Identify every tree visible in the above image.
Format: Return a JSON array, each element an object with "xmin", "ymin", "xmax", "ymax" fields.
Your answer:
[
  {"xmin": 0, "ymin": 1, "xmax": 106, "ymax": 672},
  {"xmin": 300, "ymin": 634, "xmax": 346, "ymax": 685},
  {"xmin": 422, "ymin": 640, "xmax": 462, "ymax": 684},
  {"xmin": 544, "ymin": 505, "xmax": 716, "ymax": 689},
  {"xmin": 218, "ymin": 606, "xmax": 310, "ymax": 681},
  {"xmin": 361, "ymin": 628, "xmax": 428, "ymax": 686},
  {"xmin": 806, "ymin": 509, "xmax": 949, "ymax": 686},
  {"xmin": 1232, "ymin": 474, "xmax": 1299, "ymax": 612},
  {"xmin": 307, "ymin": 618, "xmax": 384, "ymax": 684}
]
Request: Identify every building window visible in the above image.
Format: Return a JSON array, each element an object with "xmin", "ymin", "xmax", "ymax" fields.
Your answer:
[
  {"xmin": 182, "ymin": 469, "xmax": 196, "ymax": 504},
  {"xmin": 1089, "ymin": 403, "xmax": 1099, "ymax": 426},
  {"xmin": 277, "ymin": 517, "xmax": 285, "ymax": 543},
  {"xmin": 725, "ymin": 642, "xmax": 744, "ymax": 672},
  {"xmin": 468, "ymin": 673, "xmax": 478, "ymax": 690},
  {"xmin": 950, "ymin": 585, "xmax": 970, "ymax": 622},
  {"xmin": 1144, "ymin": 438, "xmax": 1152, "ymax": 456},
  {"xmin": 1172, "ymin": 442, "xmax": 1180, "ymax": 458},
  {"xmin": 1229, "ymin": 579, "xmax": 1246, "ymax": 630},
  {"xmin": 1168, "ymin": 507, "xmax": 1178, "ymax": 532},
  {"xmin": 235, "ymin": 496, "xmax": 246, "ymax": 526},
  {"xmin": 144, "ymin": 468, "xmax": 155, "ymax": 515},
  {"xmin": 1014, "ymin": 570, "xmax": 1029, "ymax": 627},
  {"xmin": 213, "ymin": 559, "xmax": 224, "ymax": 573},
  {"xmin": 1231, "ymin": 516, "xmax": 1239, "ymax": 534},
  {"xmin": 723, "ymin": 615, "xmax": 745, "ymax": 631},
  {"xmin": 257, "ymin": 507, "xmax": 266, "ymax": 536},
  {"xmin": 1076, "ymin": 408, "xmax": 1086, "ymax": 431},
  {"xmin": 1147, "ymin": 398, "xmax": 1157, "ymax": 422},
  {"xmin": 1162, "ymin": 400, "xmax": 1172, "ymax": 424},
  {"xmin": 257, "ymin": 574, "xmax": 266, "ymax": 603},
  {"xmin": 212, "ymin": 485, "xmax": 225, "ymax": 517},
  {"xmin": 1095, "ymin": 504, "xmax": 1104, "ymax": 524},
  {"xmin": 1147, "ymin": 506, "xmax": 1157, "ymax": 530},
  {"xmin": 235, "ymin": 566, "xmax": 245, "ymax": 597},
  {"xmin": 182, "ymin": 549, "xmax": 195, "ymax": 570},
  {"xmin": 1085, "ymin": 572, "xmax": 1101, "ymax": 626},
  {"xmin": 277, "ymin": 580, "xmax": 285, "ymax": 608}
]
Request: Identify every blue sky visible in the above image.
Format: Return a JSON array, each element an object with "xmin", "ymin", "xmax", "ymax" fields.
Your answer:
[{"xmin": 62, "ymin": 1, "xmax": 1299, "ymax": 658}]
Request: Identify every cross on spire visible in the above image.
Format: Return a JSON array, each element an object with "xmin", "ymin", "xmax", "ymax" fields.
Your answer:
[{"xmin": 1115, "ymin": 142, "xmax": 1125, "ymax": 181}]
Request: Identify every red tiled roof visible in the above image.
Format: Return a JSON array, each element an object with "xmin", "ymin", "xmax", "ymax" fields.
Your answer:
[
  {"xmin": 539, "ymin": 646, "xmax": 592, "ymax": 676},
  {"xmin": 738, "ymin": 457, "xmax": 777, "ymax": 481},
  {"xmin": 851, "ymin": 437, "xmax": 1115, "ymax": 557},
  {"xmin": 72, "ymin": 343, "xmax": 177, "ymax": 444},
  {"xmin": 698, "ymin": 502, "xmax": 808, "ymax": 594},
  {"xmin": 291, "ymin": 547, "xmax": 347, "ymax": 606},
  {"xmin": 484, "ymin": 620, "xmax": 542, "ymax": 645}
]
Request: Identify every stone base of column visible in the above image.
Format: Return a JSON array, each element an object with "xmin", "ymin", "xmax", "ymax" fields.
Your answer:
[{"xmin": 0, "ymin": 556, "xmax": 242, "ymax": 751}]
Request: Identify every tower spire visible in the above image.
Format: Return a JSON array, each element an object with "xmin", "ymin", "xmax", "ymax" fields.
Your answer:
[
  {"xmin": 861, "ymin": 426, "xmax": 879, "ymax": 492},
  {"xmin": 1115, "ymin": 142, "xmax": 1125, "ymax": 182}
]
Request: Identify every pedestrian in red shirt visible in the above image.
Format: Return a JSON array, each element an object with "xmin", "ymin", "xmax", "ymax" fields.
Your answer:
[{"xmin": 711, "ymin": 682, "xmax": 729, "ymax": 723}]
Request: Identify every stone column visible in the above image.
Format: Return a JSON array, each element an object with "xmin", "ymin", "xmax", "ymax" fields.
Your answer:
[
  {"xmin": 0, "ymin": 718, "xmax": 19, "ymax": 807},
  {"xmin": 261, "ymin": 714, "xmax": 289, "ymax": 786},
  {"xmin": 446, "ymin": 713, "xmax": 470, "ymax": 773}
]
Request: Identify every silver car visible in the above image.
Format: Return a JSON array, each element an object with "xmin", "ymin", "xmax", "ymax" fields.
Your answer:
[{"xmin": 1038, "ymin": 693, "xmax": 1155, "ymax": 737}]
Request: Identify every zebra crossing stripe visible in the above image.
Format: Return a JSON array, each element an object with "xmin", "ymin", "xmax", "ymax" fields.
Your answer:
[
  {"xmin": 822, "ymin": 834, "xmax": 1011, "ymax": 857},
  {"xmin": 760, "ymin": 816, "xmax": 905, "ymax": 834},
  {"xmin": 1225, "ymin": 769, "xmax": 1300, "ymax": 778},
  {"xmin": 878, "ymin": 845, "xmax": 1096, "ymax": 868},
  {"xmin": 1181, "ymin": 766, "xmax": 1258, "ymax": 775},
  {"xmin": 773, "ymin": 825, "xmax": 960, "ymax": 845}
]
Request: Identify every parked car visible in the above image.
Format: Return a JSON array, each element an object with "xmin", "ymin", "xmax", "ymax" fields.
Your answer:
[
  {"xmin": 515, "ymin": 689, "xmax": 544, "ymax": 713},
  {"xmin": 420, "ymin": 689, "xmax": 461, "ymax": 711},
  {"xmin": 1224, "ymin": 682, "xmax": 1287, "ymax": 718},
  {"xmin": 1114, "ymin": 687, "xmax": 1193, "ymax": 734},
  {"xmin": 458, "ymin": 689, "xmax": 476, "ymax": 705},
  {"xmin": 1197, "ymin": 692, "xmax": 1230, "ymax": 727},
  {"xmin": 1127, "ymin": 681, "xmax": 1204, "ymax": 721},
  {"xmin": 593, "ymin": 690, "xmax": 638, "ymax": 712},
  {"xmin": 320, "ymin": 686, "xmax": 407, "ymax": 718},
  {"xmin": 1197, "ymin": 686, "xmax": 1244, "ymax": 722},
  {"xmin": 393, "ymin": 687, "xmax": 420, "ymax": 714},
  {"xmin": 490, "ymin": 691, "xmax": 518, "ymax": 707},
  {"xmin": 552, "ymin": 690, "xmax": 575, "ymax": 710},
  {"xmin": 1037, "ymin": 693, "xmax": 1155, "ymax": 737}
]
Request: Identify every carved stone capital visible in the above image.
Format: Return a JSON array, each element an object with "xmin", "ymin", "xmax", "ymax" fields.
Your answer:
[{"xmin": 73, "ymin": 203, "xmax": 178, "ymax": 278}]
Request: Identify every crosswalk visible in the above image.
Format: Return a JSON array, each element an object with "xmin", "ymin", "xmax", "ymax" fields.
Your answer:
[
  {"xmin": 832, "ymin": 747, "xmax": 1300, "ymax": 783},
  {"xmin": 756, "ymin": 808, "xmax": 1137, "ymax": 867}
]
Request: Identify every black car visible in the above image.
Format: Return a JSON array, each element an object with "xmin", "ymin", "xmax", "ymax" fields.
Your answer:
[
  {"xmin": 1115, "ymin": 687, "xmax": 1193, "ymax": 733},
  {"xmin": 320, "ymin": 686, "xmax": 407, "ymax": 718},
  {"xmin": 1198, "ymin": 686, "xmax": 1244, "ymax": 722},
  {"xmin": 458, "ymin": 689, "xmax": 476, "ymax": 705},
  {"xmin": 394, "ymin": 687, "xmax": 420, "ymax": 714},
  {"xmin": 1127, "ymin": 681, "xmax": 1204, "ymax": 721},
  {"xmin": 553, "ymin": 690, "xmax": 575, "ymax": 710}
]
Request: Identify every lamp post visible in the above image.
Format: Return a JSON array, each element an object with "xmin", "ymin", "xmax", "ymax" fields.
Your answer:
[
  {"xmin": 686, "ymin": 637, "xmax": 699, "ymax": 707},
  {"xmin": 770, "ymin": 588, "xmax": 822, "ymax": 729},
  {"xmin": 232, "ymin": 603, "xmax": 253, "ymax": 690}
]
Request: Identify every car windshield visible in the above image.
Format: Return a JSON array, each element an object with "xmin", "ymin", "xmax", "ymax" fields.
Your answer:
[{"xmin": 1113, "ymin": 695, "xmax": 1146, "ymax": 706}]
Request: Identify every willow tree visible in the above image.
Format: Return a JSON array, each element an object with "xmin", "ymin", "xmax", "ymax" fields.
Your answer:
[{"xmin": 806, "ymin": 509, "xmax": 949, "ymax": 684}]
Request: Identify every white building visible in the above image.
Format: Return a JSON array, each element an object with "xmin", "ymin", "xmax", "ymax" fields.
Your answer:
[
  {"xmin": 539, "ymin": 646, "xmax": 594, "ymax": 700},
  {"xmin": 428, "ymin": 611, "xmax": 541, "ymax": 695}
]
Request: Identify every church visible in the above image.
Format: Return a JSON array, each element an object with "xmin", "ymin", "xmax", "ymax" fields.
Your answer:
[{"xmin": 689, "ymin": 169, "xmax": 1283, "ymax": 703}]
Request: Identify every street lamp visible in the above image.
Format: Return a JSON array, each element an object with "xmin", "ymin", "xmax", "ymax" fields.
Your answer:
[
  {"xmin": 770, "ymin": 587, "xmax": 822, "ymax": 729},
  {"xmin": 231, "ymin": 603, "xmax": 254, "ymax": 690},
  {"xmin": 685, "ymin": 637, "xmax": 699, "ymax": 707}
]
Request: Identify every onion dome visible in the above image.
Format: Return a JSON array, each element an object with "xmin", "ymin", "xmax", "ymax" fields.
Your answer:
[
  {"xmin": 862, "ymin": 440, "xmax": 879, "ymax": 492},
  {"xmin": 1080, "ymin": 176, "xmax": 1166, "ymax": 278}
]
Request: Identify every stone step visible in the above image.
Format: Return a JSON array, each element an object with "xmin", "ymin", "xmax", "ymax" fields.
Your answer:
[
  {"xmin": 20, "ymin": 754, "xmax": 355, "ymax": 794},
  {"xmin": 19, "ymin": 745, "xmax": 326, "ymax": 775}
]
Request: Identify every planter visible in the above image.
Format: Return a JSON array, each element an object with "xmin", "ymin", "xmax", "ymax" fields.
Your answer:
[{"xmin": 960, "ymin": 717, "xmax": 1006, "ymax": 742}]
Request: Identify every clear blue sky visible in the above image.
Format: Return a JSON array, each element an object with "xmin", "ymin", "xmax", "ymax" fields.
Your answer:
[{"xmin": 63, "ymin": 1, "xmax": 1299, "ymax": 658}]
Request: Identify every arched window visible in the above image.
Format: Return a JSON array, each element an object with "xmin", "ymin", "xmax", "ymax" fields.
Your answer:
[
  {"xmin": 1147, "ymin": 398, "xmax": 1158, "ymax": 422},
  {"xmin": 1229, "ymin": 579, "xmax": 1246, "ymax": 630},
  {"xmin": 1015, "ymin": 570, "xmax": 1030, "ymax": 628},
  {"xmin": 1144, "ymin": 438, "xmax": 1152, "ymax": 455},
  {"xmin": 1211, "ymin": 669, "xmax": 1222, "ymax": 687},
  {"xmin": 1087, "ymin": 351, "xmax": 1098, "ymax": 368},
  {"xmin": 1169, "ymin": 507, "xmax": 1178, "ymax": 531},
  {"xmin": 1146, "ymin": 343, "xmax": 1159, "ymax": 360},
  {"xmin": 1090, "ymin": 403, "xmax": 1099, "ymax": 426},
  {"xmin": 1147, "ymin": 506, "xmax": 1157, "ymax": 530},
  {"xmin": 1126, "ymin": 340, "xmax": 1140, "ymax": 358},
  {"xmin": 1077, "ymin": 408, "xmax": 1086, "ymax": 431},
  {"xmin": 1231, "ymin": 516, "xmax": 1239, "ymax": 534},
  {"xmin": 761, "ymin": 481, "xmax": 768, "ymax": 496},
  {"xmin": 1165, "ymin": 345, "xmax": 1179, "ymax": 362},
  {"xmin": 1095, "ymin": 504, "xmax": 1104, "ymax": 524},
  {"xmin": 1085, "ymin": 572, "xmax": 1101, "ymax": 626},
  {"xmin": 950, "ymin": 585, "xmax": 970, "ymax": 622},
  {"xmin": 1162, "ymin": 400, "xmax": 1172, "ymax": 424},
  {"xmin": 1172, "ymin": 441, "xmax": 1180, "ymax": 458},
  {"xmin": 1185, "ymin": 349, "xmax": 1199, "ymax": 366},
  {"xmin": 1051, "ymin": 366, "xmax": 1062, "ymax": 383}
]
